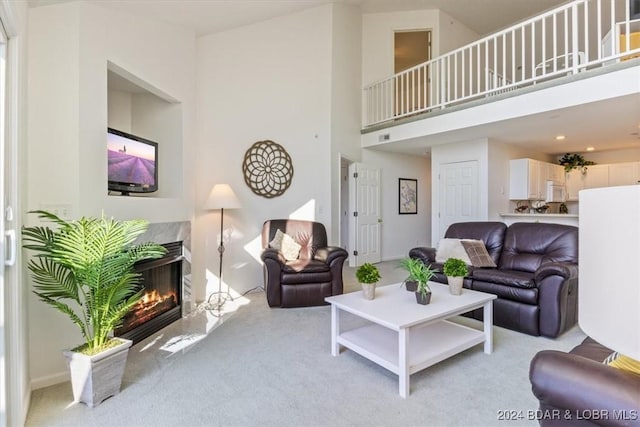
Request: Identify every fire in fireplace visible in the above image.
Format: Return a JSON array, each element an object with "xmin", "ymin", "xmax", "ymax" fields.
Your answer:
[{"xmin": 115, "ymin": 241, "xmax": 183, "ymax": 343}]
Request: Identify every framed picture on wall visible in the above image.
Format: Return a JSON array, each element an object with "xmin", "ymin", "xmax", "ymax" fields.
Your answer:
[{"xmin": 399, "ymin": 178, "xmax": 417, "ymax": 214}]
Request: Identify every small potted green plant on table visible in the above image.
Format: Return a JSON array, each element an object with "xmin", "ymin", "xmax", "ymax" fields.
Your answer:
[
  {"xmin": 443, "ymin": 258, "xmax": 468, "ymax": 295},
  {"xmin": 355, "ymin": 262, "xmax": 381, "ymax": 300},
  {"xmin": 410, "ymin": 261, "xmax": 437, "ymax": 305},
  {"xmin": 399, "ymin": 257, "xmax": 428, "ymax": 292}
]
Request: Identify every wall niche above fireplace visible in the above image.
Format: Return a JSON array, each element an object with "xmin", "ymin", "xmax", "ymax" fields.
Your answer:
[{"xmin": 107, "ymin": 61, "xmax": 183, "ymax": 200}]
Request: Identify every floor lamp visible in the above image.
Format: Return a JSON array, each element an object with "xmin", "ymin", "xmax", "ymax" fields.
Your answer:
[{"xmin": 204, "ymin": 183, "xmax": 241, "ymax": 310}]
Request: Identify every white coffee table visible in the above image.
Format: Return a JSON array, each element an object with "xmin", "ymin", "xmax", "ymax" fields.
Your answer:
[{"xmin": 325, "ymin": 282, "xmax": 497, "ymax": 398}]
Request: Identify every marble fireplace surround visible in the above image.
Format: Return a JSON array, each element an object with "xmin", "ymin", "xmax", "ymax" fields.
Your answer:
[{"xmin": 134, "ymin": 221, "xmax": 193, "ymax": 315}]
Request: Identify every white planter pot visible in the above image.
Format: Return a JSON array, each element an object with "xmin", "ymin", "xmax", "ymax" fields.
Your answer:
[
  {"xmin": 63, "ymin": 338, "xmax": 132, "ymax": 407},
  {"xmin": 447, "ymin": 276, "xmax": 464, "ymax": 295},
  {"xmin": 361, "ymin": 282, "xmax": 376, "ymax": 300}
]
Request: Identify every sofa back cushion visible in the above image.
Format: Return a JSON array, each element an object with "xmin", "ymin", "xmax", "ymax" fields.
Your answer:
[
  {"xmin": 499, "ymin": 222, "xmax": 578, "ymax": 273},
  {"xmin": 444, "ymin": 222, "xmax": 507, "ymax": 265}
]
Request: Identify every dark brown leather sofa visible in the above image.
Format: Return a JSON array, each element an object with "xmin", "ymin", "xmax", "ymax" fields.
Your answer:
[
  {"xmin": 409, "ymin": 221, "xmax": 579, "ymax": 338},
  {"xmin": 530, "ymin": 338, "xmax": 640, "ymax": 426},
  {"xmin": 261, "ymin": 219, "xmax": 348, "ymax": 308}
]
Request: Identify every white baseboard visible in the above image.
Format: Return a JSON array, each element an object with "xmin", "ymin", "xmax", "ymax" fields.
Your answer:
[{"xmin": 30, "ymin": 371, "xmax": 69, "ymax": 390}]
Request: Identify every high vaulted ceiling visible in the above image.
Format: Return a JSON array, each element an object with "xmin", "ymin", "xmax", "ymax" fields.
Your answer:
[
  {"xmin": 29, "ymin": 0, "xmax": 640, "ymax": 156},
  {"xmin": 29, "ymin": 0, "xmax": 568, "ymax": 37}
]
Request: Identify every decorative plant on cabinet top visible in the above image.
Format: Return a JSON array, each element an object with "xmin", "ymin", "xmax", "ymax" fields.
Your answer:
[{"xmin": 559, "ymin": 153, "xmax": 596, "ymax": 173}]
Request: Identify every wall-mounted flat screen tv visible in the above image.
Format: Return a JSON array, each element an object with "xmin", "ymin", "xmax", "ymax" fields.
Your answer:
[{"xmin": 107, "ymin": 128, "xmax": 158, "ymax": 195}]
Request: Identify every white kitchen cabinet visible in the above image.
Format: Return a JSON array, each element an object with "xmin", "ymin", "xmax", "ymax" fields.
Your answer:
[
  {"xmin": 608, "ymin": 162, "xmax": 640, "ymax": 186},
  {"xmin": 583, "ymin": 164, "xmax": 609, "ymax": 189},
  {"xmin": 565, "ymin": 169, "xmax": 584, "ymax": 201},
  {"xmin": 566, "ymin": 165, "xmax": 610, "ymax": 201},
  {"xmin": 510, "ymin": 159, "xmax": 565, "ymax": 200},
  {"xmin": 510, "ymin": 158, "xmax": 544, "ymax": 200},
  {"xmin": 545, "ymin": 163, "xmax": 566, "ymax": 185}
]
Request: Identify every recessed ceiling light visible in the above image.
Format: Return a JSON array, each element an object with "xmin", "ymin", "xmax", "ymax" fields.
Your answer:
[
  {"xmin": 586, "ymin": 147, "xmax": 595, "ymax": 151},
  {"xmin": 555, "ymin": 135, "xmax": 566, "ymax": 140}
]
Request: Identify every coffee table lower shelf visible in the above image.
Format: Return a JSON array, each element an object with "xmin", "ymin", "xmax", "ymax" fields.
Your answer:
[{"xmin": 338, "ymin": 320, "xmax": 485, "ymax": 377}]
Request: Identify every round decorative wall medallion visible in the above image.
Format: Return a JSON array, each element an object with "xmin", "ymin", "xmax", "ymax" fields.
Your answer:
[{"xmin": 242, "ymin": 140, "xmax": 294, "ymax": 198}]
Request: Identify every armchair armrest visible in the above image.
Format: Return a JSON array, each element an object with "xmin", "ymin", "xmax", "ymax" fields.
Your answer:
[
  {"xmin": 530, "ymin": 350, "xmax": 640, "ymax": 426},
  {"xmin": 409, "ymin": 247, "xmax": 436, "ymax": 263},
  {"xmin": 261, "ymin": 247, "xmax": 286, "ymax": 264},
  {"xmin": 534, "ymin": 262, "xmax": 578, "ymax": 282},
  {"xmin": 315, "ymin": 246, "xmax": 348, "ymax": 265}
]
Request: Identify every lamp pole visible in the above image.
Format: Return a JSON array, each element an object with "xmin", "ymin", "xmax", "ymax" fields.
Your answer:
[{"xmin": 204, "ymin": 184, "xmax": 241, "ymax": 311}]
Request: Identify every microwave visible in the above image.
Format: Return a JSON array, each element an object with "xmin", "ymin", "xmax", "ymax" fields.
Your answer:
[{"xmin": 546, "ymin": 180, "xmax": 566, "ymax": 203}]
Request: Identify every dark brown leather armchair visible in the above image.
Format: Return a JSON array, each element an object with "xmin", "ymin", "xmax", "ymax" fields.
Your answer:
[
  {"xmin": 530, "ymin": 337, "xmax": 640, "ymax": 426},
  {"xmin": 261, "ymin": 219, "xmax": 348, "ymax": 308}
]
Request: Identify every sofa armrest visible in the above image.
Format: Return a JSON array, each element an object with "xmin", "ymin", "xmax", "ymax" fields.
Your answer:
[
  {"xmin": 409, "ymin": 247, "xmax": 436, "ymax": 263},
  {"xmin": 534, "ymin": 262, "xmax": 578, "ymax": 282},
  {"xmin": 530, "ymin": 350, "xmax": 640, "ymax": 426},
  {"xmin": 535, "ymin": 263, "xmax": 579, "ymax": 337},
  {"xmin": 315, "ymin": 246, "xmax": 348, "ymax": 265}
]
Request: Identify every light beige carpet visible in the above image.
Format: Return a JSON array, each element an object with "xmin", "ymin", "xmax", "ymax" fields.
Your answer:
[{"xmin": 26, "ymin": 260, "xmax": 586, "ymax": 427}]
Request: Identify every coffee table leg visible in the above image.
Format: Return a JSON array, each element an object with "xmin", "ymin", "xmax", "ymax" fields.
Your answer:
[
  {"xmin": 331, "ymin": 304, "xmax": 340, "ymax": 356},
  {"xmin": 398, "ymin": 328, "xmax": 409, "ymax": 398},
  {"xmin": 483, "ymin": 300, "xmax": 493, "ymax": 354}
]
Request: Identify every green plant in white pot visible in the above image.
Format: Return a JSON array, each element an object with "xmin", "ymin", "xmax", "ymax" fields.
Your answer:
[
  {"xmin": 443, "ymin": 258, "xmax": 468, "ymax": 296},
  {"xmin": 355, "ymin": 262, "xmax": 381, "ymax": 300},
  {"xmin": 22, "ymin": 210, "xmax": 166, "ymax": 407}
]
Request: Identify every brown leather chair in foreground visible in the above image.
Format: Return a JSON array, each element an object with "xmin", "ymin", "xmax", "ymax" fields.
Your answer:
[
  {"xmin": 529, "ymin": 338, "xmax": 640, "ymax": 427},
  {"xmin": 261, "ymin": 219, "xmax": 348, "ymax": 308}
]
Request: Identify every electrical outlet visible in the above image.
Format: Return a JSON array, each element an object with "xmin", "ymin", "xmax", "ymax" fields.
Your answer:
[{"xmin": 39, "ymin": 204, "xmax": 72, "ymax": 219}]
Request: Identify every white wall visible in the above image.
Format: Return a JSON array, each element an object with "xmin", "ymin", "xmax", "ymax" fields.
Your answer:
[
  {"xmin": 438, "ymin": 10, "xmax": 479, "ymax": 54},
  {"xmin": 27, "ymin": 1, "xmax": 196, "ymax": 387},
  {"xmin": 361, "ymin": 8, "xmax": 478, "ymax": 88},
  {"xmin": 193, "ymin": 5, "xmax": 335, "ymax": 301},
  {"xmin": 361, "ymin": 149, "xmax": 431, "ymax": 259},
  {"xmin": 362, "ymin": 9, "xmax": 439, "ymax": 87},
  {"xmin": 330, "ymin": 3, "xmax": 362, "ymax": 244}
]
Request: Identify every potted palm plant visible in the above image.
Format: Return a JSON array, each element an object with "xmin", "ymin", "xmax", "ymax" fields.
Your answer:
[
  {"xmin": 443, "ymin": 257, "xmax": 468, "ymax": 296},
  {"xmin": 22, "ymin": 210, "xmax": 166, "ymax": 407},
  {"xmin": 355, "ymin": 262, "xmax": 381, "ymax": 300}
]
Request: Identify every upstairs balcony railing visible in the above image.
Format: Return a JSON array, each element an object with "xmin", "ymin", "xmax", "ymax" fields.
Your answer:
[{"xmin": 363, "ymin": 0, "xmax": 640, "ymax": 128}]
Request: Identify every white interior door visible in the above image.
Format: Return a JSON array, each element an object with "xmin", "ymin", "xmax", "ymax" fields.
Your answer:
[
  {"xmin": 348, "ymin": 163, "xmax": 381, "ymax": 267},
  {"xmin": 438, "ymin": 161, "xmax": 479, "ymax": 238}
]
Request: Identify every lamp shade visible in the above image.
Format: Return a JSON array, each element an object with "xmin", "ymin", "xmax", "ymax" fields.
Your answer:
[
  {"xmin": 204, "ymin": 184, "xmax": 241, "ymax": 210},
  {"xmin": 579, "ymin": 185, "xmax": 640, "ymax": 360}
]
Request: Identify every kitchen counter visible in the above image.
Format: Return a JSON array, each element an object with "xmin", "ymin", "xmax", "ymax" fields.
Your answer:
[
  {"xmin": 499, "ymin": 213, "xmax": 578, "ymax": 226},
  {"xmin": 500, "ymin": 213, "xmax": 578, "ymax": 218}
]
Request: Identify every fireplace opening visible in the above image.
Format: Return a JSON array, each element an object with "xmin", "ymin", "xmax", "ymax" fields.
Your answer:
[{"xmin": 115, "ymin": 241, "xmax": 183, "ymax": 344}]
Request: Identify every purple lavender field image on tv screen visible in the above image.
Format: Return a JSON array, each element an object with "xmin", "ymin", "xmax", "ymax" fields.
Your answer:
[{"xmin": 108, "ymin": 134, "xmax": 155, "ymax": 186}]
